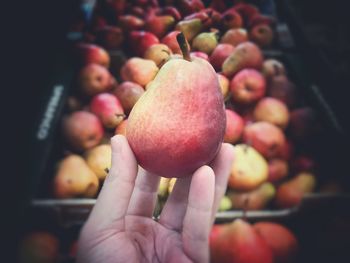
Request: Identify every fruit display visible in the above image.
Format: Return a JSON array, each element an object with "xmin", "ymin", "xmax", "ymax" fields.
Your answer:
[
  {"xmin": 33, "ymin": 0, "xmax": 346, "ymax": 214},
  {"xmin": 21, "ymin": 1, "xmax": 350, "ymax": 263}
]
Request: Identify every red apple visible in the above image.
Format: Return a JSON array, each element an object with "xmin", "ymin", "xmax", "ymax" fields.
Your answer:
[
  {"xmin": 128, "ymin": 31, "xmax": 160, "ymax": 57},
  {"xmin": 233, "ymin": 3, "xmax": 259, "ymax": 26},
  {"xmin": 78, "ymin": 63, "xmax": 116, "ymax": 97},
  {"xmin": 156, "ymin": 6, "xmax": 182, "ymax": 21},
  {"xmin": 75, "ymin": 43, "xmax": 110, "ymax": 68},
  {"xmin": 248, "ymin": 14, "xmax": 276, "ymax": 29},
  {"xmin": 210, "ymin": 0, "xmax": 226, "ymax": 12},
  {"xmin": 161, "ymin": 30, "xmax": 182, "ymax": 54},
  {"xmin": 209, "ymin": 44, "xmax": 235, "ymax": 71},
  {"xmin": 184, "ymin": 8, "xmax": 221, "ymax": 29},
  {"xmin": 230, "ymin": 69, "xmax": 266, "ymax": 105},
  {"xmin": 62, "ymin": 111, "xmax": 104, "ymax": 152},
  {"xmin": 90, "ymin": 93, "xmax": 125, "ymax": 129},
  {"xmin": 254, "ymin": 222, "xmax": 299, "ymax": 263},
  {"xmin": 253, "ymin": 97, "xmax": 290, "ymax": 129},
  {"xmin": 224, "ymin": 109, "xmax": 244, "ymax": 144},
  {"xmin": 113, "ymin": 81, "xmax": 145, "ymax": 114},
  {"xmin": 268, "ymin": 158, "xmax": 289, "ymax": 183},
  {"xmin": 243, "ymin": 121, "xmax": 286, "ymax": 159}
]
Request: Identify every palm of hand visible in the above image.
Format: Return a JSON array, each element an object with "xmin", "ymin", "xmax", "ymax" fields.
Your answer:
[{"xmin": 77, "ymin": 136, "xmax": 234, "ymax": 263}]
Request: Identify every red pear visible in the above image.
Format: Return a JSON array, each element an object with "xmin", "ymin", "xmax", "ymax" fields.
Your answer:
[
  {"xmin": 254, "ymin": 222, "xmax": 299, "ymax": 263},
  {"xmin": 161, "ymin": 30, "xmax": 182, "ymax": 54},
  {"xmin": 268, "ymin": 158, "xmax": 289, "ymax": 183},
  {"xmin": 230, "ymin": 69, "xmax": 266, "ymax": 105},
  {"xmin": 126, "ymin": 33, "xmax": 225, "ymax": 177},
  {"xmin": 78, "ymin": 63, "xmax": 116, "ymax": 97},
  {"xmin": 243, "ymin": 121, "xmax": 286, "ymax": 159},
  {"xmin": 224, "ymin": 109, "xmax": 244, "ymax": 144},
  {"xmin": 144, "ymin": 43, "xmax": 173, "ymax": 67},
  {"xmin": 209, "ymin": 44, "xmax": 235, "ymax": 71},
  {"xmin": 120, "ymin": 57, "xmax": 159, "ymax": 87},
  {"xmin": 221, "ymin": 8, "xmax": 243, "ymax": 30},
  {"xmin": 222, "ymin": 42, "xmax": 263, "ymax": 77},
  {"xmin": 90, "ymin": 93, "xmax": 125, "ymax": 129},
  {"xmin": 177, "ymin": 0, "xmax": 205, "ymax": 16},
  {"xmin": 128, "ymin": 31, "xmax": 160, "ymax": 57},
  {"xmin": 62, "ymin": 111, "xmax": 103, "ymax": 152},
  {"xmin": 210, "ymin": 219, "xmax": 273, "ymax": 263},
  {"xmin": 145, "ymin": 15, "xmax": 175, "ymax": 38},
  {"xmin": 267, "ymin": 75, "xmax": 297, "ymax": 109},
  {"xmin": 253, "ymin": 97, "xmax": 290, "ymax": 129},
  {"xmin": 113, "ymin": 81, "xmax": 145, "ymax": 114},
  {"xmin": 75, "ymin": 43, "xmax": 110, "ymax": 68},
  {"xmin": 220, "ymin": 28, "xmax": 248, "ymax": 47},
  {"xmin": 249, "ymin": 24, "xmax": 274, "ymax": 48},
  {"xmin": 118, "ymin": 15, "xmax": 145, "ymax": 31}
]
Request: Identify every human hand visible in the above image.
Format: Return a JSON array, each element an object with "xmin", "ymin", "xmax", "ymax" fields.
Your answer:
[{"xmin": 77, "ymin": 135, "xmax": 234, "ymax": 263}]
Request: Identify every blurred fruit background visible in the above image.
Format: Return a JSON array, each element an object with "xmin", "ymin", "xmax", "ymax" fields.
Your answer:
[{"xmin": 8, "ymin": 0, "xmax": 350, "ymax": 262}]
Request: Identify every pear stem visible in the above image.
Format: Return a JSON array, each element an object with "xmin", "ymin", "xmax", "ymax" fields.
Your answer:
[{"xmin": 176, "ymin": 32, "xmax": 191, "ymax": 62}]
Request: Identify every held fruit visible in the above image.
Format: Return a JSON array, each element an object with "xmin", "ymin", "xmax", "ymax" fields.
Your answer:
[{"xmin": 126, "ymin": 33, "xmax": 225, "ymax": 178}]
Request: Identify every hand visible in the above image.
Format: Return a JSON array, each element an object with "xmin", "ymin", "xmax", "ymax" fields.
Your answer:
[{"xmin": 77, "ymin": 135, "xmax": 234, "ymax": 263}]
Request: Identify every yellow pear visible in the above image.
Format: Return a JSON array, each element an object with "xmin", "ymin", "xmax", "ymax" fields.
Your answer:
[
  {"xmin": 53, "ymin": 155, "xmax": 99, "ymax": 198},
  {"xmin": 85, "ymin": 144, "xmax": 112, "ymax": 180}
]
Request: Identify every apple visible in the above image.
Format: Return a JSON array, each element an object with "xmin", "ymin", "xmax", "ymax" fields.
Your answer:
[
  {"xmin": 145, "ymin": 15, "xmax": 175, "ymax": 38},
  {"xmin": 177, "ymin": 0, "xmax": 205, "ymax": 16},
  {"xmin": 117, "ymin": 15, "xmax": 145, "ymax": 31},
  {"xmin": 230, "ymin": 69, "xmax": 266, "ymax": 105},
  {"xmin": 262, "ymin": 59, "xmax": 286, "ymax": 80},
  {"xmin": 277, "ymin": 139, "xmax": 294, "ymax": 161},
  {"xmin": 224, "ymin": 109, "xmax": 244, "ymax": 144},
  {"xmin": 243, "ymin": 121, "xmax": 286, "ymax": 159},
  {"xmin": 253, "ymin": 97, "xmax": 290, "ymax": 129}
]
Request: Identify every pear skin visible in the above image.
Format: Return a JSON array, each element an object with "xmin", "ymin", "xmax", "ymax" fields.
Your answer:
[
  {"xmin": 276, "ymin": 172, "xmax": 316, "ymax": 208},
  {"xmin": 175, "ymin": 18, "xmax": 202, "ymax": 42},
  {"xmin": 228, "ymin": 144, "xmax": 268, "ymax": 191},
  {"xmin": 158, "ymin": 177, "xmax": 170, "ymax": 198},
  {"xmin": 120, "ymin": 58, "xmax": 159, "ymax": 87},
  {"xmin": 228, "ymin": 182, "xmax": 276, "ymax": 210},
  {"xmin": 210, "ymin": 219, "xmax": 273, "ymax": 263},
  {"xmin": 126, "ymin": 34, "xmax": 225, "ymax": 178},
  {"xmin": 222, "ymin": 41, "xmax": 263, "ymax": 78},
  {"xmin": 85, "ymin": 144, "xmax": 112, "ymax": 181},
  {"xmin": 54, "ymin": 155, "xmax": 99, "ymax": 198},
  {"xmin": 192, "ymin": 32, "xmax": 218, "ymax": 55}
]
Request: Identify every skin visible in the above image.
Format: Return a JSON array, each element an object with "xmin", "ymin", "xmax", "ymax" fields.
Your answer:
[{"xmin": 77, "ymin": 135, "xmax": 235, "ymax": 263}]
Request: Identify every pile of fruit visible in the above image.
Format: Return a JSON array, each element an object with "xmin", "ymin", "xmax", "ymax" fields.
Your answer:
[{"xmin": 53, "ymin": 0, "xmax": 327, "ymax": 211}]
